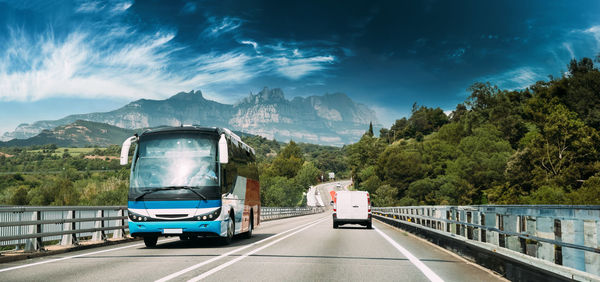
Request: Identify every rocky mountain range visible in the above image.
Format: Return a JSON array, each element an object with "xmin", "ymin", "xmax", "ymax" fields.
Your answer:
[{"xmin": 1, "ymin": 88, "xmax": 380, "ymax": 146}]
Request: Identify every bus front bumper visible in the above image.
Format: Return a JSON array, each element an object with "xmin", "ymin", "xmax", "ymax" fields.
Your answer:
[{"xmin": 129, "ymin": 220, "xmax": 224, "ymax": 237}]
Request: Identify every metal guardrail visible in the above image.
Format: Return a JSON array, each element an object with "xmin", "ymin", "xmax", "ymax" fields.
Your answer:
[
  {"xmin": 260, "ymin": 207, "xmax": 325, "ymax": 221},
  {"xmin": 0, "ymin": 206, "xmax": 128, "ymax": 252},
  {"xmin": 373, "ymin": 205, "xmax": 600, "ymax": 277},
  {"xmin": 0, "ymin": 205, "xmax": 325, "ymax": 252}
]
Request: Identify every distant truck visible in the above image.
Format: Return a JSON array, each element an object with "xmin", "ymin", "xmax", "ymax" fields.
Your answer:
[{"xmin": 332, "ymin": 191, "xmax": 371, "ymax": 229}]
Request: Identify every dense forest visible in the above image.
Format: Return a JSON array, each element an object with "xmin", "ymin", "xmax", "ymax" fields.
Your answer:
[
  {"xmin": 348, "ymin": 57, "xmax": 600, "ymax": 206},
  {"xmin": 1, "ymin": 57, "xmax": 599, "ymax": 207}
]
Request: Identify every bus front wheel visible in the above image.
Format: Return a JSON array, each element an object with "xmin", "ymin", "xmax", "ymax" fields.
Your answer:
[
  {"xmin": 144, "ymin": 236, "xmax": 158, "ymax": 247},
  {"xmin": 221, "ymin": 213, "xmax": 235, "ymax": 245}
]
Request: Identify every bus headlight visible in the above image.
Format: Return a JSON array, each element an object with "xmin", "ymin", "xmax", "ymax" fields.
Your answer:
[
  {"xmin": 128, "ymin": 211, "xmax": 148, "ymax": 222},
  {"xmin": 195, "ymin": 208, "xmax": 221, "ymax": 221}
]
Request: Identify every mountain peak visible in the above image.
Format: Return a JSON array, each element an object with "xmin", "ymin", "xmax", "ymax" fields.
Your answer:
[
  {"xmin": 239, "ymin": 87, "xmax": 286, "ymax": 105},
  {"xmin": 168, "ymin": 90, "xmax": 205, "ymax": 101}
]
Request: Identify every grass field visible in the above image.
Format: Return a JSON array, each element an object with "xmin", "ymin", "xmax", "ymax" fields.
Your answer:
[{"xmin": 28, "ymin": 147, "xmax": 99, "ymax": 156}]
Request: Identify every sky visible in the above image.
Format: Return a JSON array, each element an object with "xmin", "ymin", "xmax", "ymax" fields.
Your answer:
[{"xmin": 1, "ymin": 0, "xmax": 600, "ymax": 135}]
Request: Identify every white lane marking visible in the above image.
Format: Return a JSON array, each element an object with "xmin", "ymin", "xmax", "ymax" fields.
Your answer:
[
  {"xmin": 187, "ymin": 217, "xmax": 327, "ymax": 282},
  {"xmin": 374, "ymin": 226, "xmax": 444, "ymax": 282},
  {"xmin": 156, "ymin": 217, "xmax": 327, "ymax": 282},
  {"xmin": 0, "ymin": 238, "xmax": 178, "ymax": 273}
]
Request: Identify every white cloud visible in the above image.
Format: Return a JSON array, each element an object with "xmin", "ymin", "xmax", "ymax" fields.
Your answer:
[
  {"xmin": 480, "ymin": 66, "xmax": 546, "ymax": 90},
  {"xmin": 206, "ymin": 17, "xmax": 242, "ymax": 37},
  {"xmin": 271, "ymin": 55, "xmax": 335, "ymax": 80},
  {"xmin": 562, "ymin": 42, "xmax": 575, "ymax": 59},
  {"xmin": 583, "ymin": 25, "xmax": 600, "ymax": 49},
  {"xmin": 0, "ymin": 26, "xmax": 260, "ymax": 102},
  {"xmin": 75, "ymin": 1, "xmax": 105, "ymax": 13},
  {"xmin": 241, "ymin": 40, "xmax": 258, "ymax": 51},
  {"xmin": 112, "ymin": 0, "xmax": 133, "ymax": 13}
]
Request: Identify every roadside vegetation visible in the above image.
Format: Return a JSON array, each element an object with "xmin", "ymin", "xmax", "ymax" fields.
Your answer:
[
  {"xmin": 0, "ymin": 138, "xmax": 347, "ymax": 207},
  {"xmin": 347, "ymin": 57, "xmax": 600, "ymax": 206}
]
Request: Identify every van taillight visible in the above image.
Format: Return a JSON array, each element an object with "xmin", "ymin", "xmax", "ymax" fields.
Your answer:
[{"xmin": 367, "ymin": 194, "xmax": 371, "ymax": 212}]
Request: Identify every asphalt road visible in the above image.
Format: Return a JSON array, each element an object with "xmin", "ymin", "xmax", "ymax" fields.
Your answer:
[{"xmin": 0, "ymin": 183, "xmax": 504, "ymax": 282}]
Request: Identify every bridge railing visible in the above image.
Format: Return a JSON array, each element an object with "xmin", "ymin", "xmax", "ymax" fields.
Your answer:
[
  {"xmin": 0, "ymin": 206, "xmax": 128, "ymax": 252},
  {"xmin": 260, "ymin": 206, "xmax": 325, "ymax": 221},
  {"xmin": 373, "ymin": 205, "xmax": 600, "ymax": 278},
  {"xmin": 0, "ymin": 205, "xmax": 325, "ymax": 252}
]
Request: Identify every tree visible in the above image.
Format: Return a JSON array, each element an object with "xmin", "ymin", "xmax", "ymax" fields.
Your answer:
[
  {"xmin": 294, "ymin": 162, "xmax": 320, "ymax": 189},
  {"xmin": 367, "ymin": 122, "xmax": 374, "ymax": 137},
  {"xmin": 379, "ymin": 128, "xmax": 390, "ymax": 144},
  {"xmin": 450, "ymin": 103, "xmax": 468, "ymax": 122},
  {"xmin": 10, "ymin": 185, "xmax": 29, "ymax": 205},
  {"xmin": 390, "ymin": 118, "xmax": 409, "ymax": 141},
  {"xmin": 568, "ymin": 174, "xmax": 600, "ymax": 204},
  {"xmin": 377, "ymin": 143, "xmax": 429, "ymax": 197},
  {"xmin": 446, "ymin": 125, "xmax": 513, "ymax": 203},
  {"xmin": 346, "ymin": 134, "xmax": 386, "ymax": 187},
  {"xmin": 357, "ymin": 165, "xmax": 381, "ymax": 194},
  {"xmin": 568, "ymin": 57, "xmax": 594, "ymax": 75},
  {"xmin": 522, "ymin": 104, "xmax": 600, "ymax": 188},
  {"xmin": 373, "ymin": 184, "xmax": 399, "ymax": 207},
  {"xmin": 270, "ymin": 141, "xmax": 304, "ymax": 178},
  {"xmin": 260, "ymin": 176, "xmax": 302, "ymax": 207}
]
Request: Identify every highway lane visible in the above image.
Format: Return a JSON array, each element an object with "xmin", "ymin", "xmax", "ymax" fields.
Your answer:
[
  {"xmin": 0, "ymin": 183, "xmax": 504, "ymax": 282},
  {"xmin": 185, "ymin": 217, "xmax": 503, "ymax": 282}
]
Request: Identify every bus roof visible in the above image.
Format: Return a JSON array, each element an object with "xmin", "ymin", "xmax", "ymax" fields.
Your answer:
[{"xmin": 140, "ymin": 126, "xmax": 255, "ymax": 155}]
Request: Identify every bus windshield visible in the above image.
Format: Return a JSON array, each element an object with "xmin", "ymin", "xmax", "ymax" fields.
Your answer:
[{"xmin": 131, "ymin": 133, "xmax": 218, "ymax": 190}]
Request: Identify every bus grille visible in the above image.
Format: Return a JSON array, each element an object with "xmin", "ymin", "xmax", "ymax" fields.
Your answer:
[{"xmin": 156, "ymin": 214, "xmax": 188, "ymax": 218}]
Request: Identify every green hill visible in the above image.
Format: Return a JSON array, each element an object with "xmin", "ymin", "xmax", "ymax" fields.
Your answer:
[{"xmin": 0, "ymin": 120, "xmax": 137, "ymax": 147}]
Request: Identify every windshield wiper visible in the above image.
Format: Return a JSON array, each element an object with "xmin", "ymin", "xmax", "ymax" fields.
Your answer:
[
  {"xmin": 135, "ymin": 186, "xmax": 207, "ymax": 201},
  {"xmin": 168, "ymin": 186, "xmax": 208, "ymax": 201}
]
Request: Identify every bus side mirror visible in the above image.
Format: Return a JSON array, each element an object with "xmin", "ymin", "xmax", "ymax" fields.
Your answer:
[
  {"xmin": 219, "ymin": 134, "xmax": 228, "ymax": 164},
  {"xmin": 120, "ymin": 136, "xmax": 137, "ymax": 165}
]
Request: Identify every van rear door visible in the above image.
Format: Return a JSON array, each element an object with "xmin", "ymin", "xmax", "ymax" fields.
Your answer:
[
  {"xmin": 336, "ymin": 192, "xmax": 352, "ymax": 219},
  {"xmin": 350, "ymin": 192, "xmax": 368, "ymax": 220}
]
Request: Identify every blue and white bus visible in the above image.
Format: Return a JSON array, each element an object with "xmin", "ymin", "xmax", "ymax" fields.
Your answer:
[{"xmin": 120, "ymin": 126, "xmax": 260, "ymax": 247}]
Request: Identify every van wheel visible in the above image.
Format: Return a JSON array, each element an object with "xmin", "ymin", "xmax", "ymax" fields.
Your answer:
[
  {"xmin": 366, "ymin": 221, "xmax": 372, "ymax": 229},
  {"xmin": 333, "ymin": 222, "xmax": 338, "ymax": 229},
  {"xmin": 221, "ymin": 212, "xmax": 235, "ymax": 245},
  {"xmin": 144, "ymin": 236, "xmax": 158, "ymax": 247}
]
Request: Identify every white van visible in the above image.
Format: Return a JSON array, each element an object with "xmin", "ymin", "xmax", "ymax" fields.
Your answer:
[{"xmin": 332, "ymin": 191, "xmax": 371, "ymax": 229}]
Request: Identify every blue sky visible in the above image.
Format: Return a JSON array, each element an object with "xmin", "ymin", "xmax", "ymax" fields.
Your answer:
[{"xmin": 1, "ymin": 0, "xmax": 600, "ymax": 135}]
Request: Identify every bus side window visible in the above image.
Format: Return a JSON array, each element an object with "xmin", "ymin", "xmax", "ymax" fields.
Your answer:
[{"xmin": 222, "ymin": 139, "xmax": 237, "ymax": 195}]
